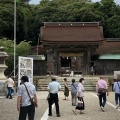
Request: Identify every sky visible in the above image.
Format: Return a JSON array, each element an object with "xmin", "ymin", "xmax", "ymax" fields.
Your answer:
[{"xmin": 30, "ymin": 0, "xmax": 120, "ymax": 4}]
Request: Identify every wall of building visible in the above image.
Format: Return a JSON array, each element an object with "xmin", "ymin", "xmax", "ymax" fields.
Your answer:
[{"xmin": 95, "ymin": 60, "xmax": 120, "ymax": 75}]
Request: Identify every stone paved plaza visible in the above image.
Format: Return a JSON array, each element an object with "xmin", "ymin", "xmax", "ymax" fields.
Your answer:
[{"xmin": 0, "ymin": 92, "xmax": 120, "ymax": 120}]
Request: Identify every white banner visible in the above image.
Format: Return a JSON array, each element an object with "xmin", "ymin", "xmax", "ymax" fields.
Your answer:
[{"xmin": 18, "ymin": 56, "xmax": 33, "ymax": 85}]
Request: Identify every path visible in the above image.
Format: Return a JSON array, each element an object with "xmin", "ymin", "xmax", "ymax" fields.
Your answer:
[{"xmin": 0, "ymin": 92, "xmax": 120, "ymax": 120}]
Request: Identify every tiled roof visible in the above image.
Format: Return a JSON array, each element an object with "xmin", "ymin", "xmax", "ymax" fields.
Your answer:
[
  {"xmin": 99, "ymin": 54, "xmax": 120, "ymax": 60},
  {"xmin": 40, "ymin": 22, "xmax": 104, "ymax": 44},
  {"xmin": 96, "ymin": 40, "xmax": 120, "ymax": 54}
]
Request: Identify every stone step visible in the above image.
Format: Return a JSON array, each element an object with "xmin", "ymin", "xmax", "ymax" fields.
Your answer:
[
  {"xmin": 34, "ymin": 76, "xmax": 109, "ymax": 91},
  {"xmin": 36, "ymin": 83, "xmax": 96, "ymax": 91},
  {"xmin": 36, "ymin": 87, "xmax": 96, "ymax": 91}
]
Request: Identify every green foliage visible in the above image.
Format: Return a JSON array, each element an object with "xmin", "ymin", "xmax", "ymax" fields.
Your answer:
[
  {"xmin": 0, "ymin": 38, "xmax": 31, "ymax": 69},
  {"xmin": 32, "ymin": 0, "xmax": 120, "ymax": 39},
  {"xmin": 0, "ymin": 0, "xmax": 120, "ymax": 46},
  {"xmin": 0, "ymin": 0, "xmax": 33, "ymax": 43},
  {"xmin": 105, "ymin": 15, "xmax": 120, "ymax": 38}
]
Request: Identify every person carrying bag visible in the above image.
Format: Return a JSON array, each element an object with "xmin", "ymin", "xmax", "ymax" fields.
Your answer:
[
  {"xmin": 71, "ymin": 79, "xmax": 78, "ymax": 106},
  {"xmin": 72, "ymin": 78, "xmax": 85, "ymax": 114},
  {"xmin": 17, "ymin": 76, "xmax": 38, "ymax": 120},
  {"xmin": 96, "ymin": 77, "xmax": 109, "ymax": 112},
  {"xmin": 113, "ymin": 80, "xmax": 120, "ymax": 109},
  {"xmin": 24, "ymin": 84, "xmax": 37, "ymax": 107}
]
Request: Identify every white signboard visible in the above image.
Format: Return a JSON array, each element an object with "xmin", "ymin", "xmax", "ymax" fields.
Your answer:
[{"xmin": 18, "ymin": 56, "xmax": 33, "ymax": 85}]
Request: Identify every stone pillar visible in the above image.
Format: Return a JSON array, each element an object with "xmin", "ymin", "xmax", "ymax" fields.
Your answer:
[
  {"xmin": 0, "ymin": 47, "xmax": 8, "ymax": 95},
  {"xmin": 87, "ymin": 47, "xmax": 91, "ymax": 75}
]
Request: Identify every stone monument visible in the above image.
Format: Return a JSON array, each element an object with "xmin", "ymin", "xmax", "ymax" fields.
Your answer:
[{"xmin": 0, "ymin": 47, "xmax": 8, "ymax": 95}]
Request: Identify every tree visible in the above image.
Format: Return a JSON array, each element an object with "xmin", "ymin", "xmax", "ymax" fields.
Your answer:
[
  {"xmin": 0, "ymin": 0, "xmax": 33, "ymax": 43},
  {"xmin": 0, "ymin": 0, "xmax": 120, "ymax": 45},
  {"xmin": 19, "ymin": 0, "xmax": 31, "ymax": 3},
  {"xmin": 105, "ymin": 15, "xmax": 120, "ymax": 38},
  {"xmin": 100, "ymin": 0, "xmax": 117, "ymax": 18},
  {"xmin": 0, "ymin": 38, "xmax": 31, "ymax": 74}
]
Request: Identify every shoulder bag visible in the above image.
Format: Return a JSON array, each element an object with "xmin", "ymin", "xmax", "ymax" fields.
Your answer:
[
  {"xmin": 98, "ymin": 88, "xmax": 106, "ymax": 94},
  {"xmin": 24, "ymin": 84, "xmax": 37, "ymax": 107},
  {"xmin": 72, "ymin": 83, "xmax": 77, "ymax": 90}
]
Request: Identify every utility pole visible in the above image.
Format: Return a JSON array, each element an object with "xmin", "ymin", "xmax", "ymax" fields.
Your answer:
[{"xmin": 14, "ymin": 0, "xmax": 16, "ymax": 79}]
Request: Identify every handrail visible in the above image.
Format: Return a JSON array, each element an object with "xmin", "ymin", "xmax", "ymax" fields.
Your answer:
[{"xmin": 10, "ymin": 65, "xmax": 18, "ymax": 76}]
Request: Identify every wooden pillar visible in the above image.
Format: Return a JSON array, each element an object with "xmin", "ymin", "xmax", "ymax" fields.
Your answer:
[
  {"xmin": 87, "ymin": 47, "xmax": 91, "ymax": 74},
  {"xmin": 53, "ymin": 49, "xmax": 59, "ymax": 75},
  {"xmin": 46, "ymin": 49, "xmax": 54, "ymax": 75}
]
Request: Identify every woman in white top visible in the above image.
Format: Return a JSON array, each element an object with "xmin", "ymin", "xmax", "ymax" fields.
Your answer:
[
  {"xmin": 77, "ymin": 78, "xmax": 85, "ymax": 98},
  {"xmin": 72, "ymin": 78, "xmax": 85, "ymax": 114}
]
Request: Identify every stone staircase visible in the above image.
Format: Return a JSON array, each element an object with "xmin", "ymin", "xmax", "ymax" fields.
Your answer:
[{"xmin": 34, "ymin": 76, "xmax": 103, "ymax": 91}]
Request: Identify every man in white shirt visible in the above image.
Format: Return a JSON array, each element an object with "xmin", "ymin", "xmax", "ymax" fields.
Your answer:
[
  {"xmin": 6, "ymin": 76, "xmax": 14, "ymax": 99},
  {"xmin": 48, "ymin": 76, "xmax": 61, "ymax": 117},
  {"xmin": 17, "ymin": 76, "xmax": 38, "ymax": 120}
]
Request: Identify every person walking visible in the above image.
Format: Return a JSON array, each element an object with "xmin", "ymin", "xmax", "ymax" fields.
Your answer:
[
  {"xmin": 48, "ymin": 76, "xmax": 61, "ymax": 117},
  {"xmin": 71, "ymin": 79, "xmax": 78, "ymax": 106},
  {"xmin": 5, "ymin": 76, "xmax": 14, "ymax": 99},
  {"xmin": 63, "ymin": 78, "xmax": 69, "ymax": 100},
  {"xmin": 17, "ymin": 76, "xmax": 38, "ymax": 120},
  {"xmin": 113, "ymin": 79, "xmax": 120, "ymax": 109},
  {"xmin": 72, "ymin": 78, "xmax": 85, "ymax": 114},
  {"xmin": 96, "ymin": 77, "xmax": 109, "ymax": 112}
]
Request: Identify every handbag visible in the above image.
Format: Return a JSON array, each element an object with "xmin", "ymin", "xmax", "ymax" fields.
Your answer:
[
  {"xmin": 24, "ymin": 84, "xmax": 37, "ymax": 107},
  {"xmin": 76, "ymin": 98, "xmax": 84, "ymax": 110},
  {"xmin": 98, "ymin": 88, "xmax": 106, "ymax": 94},
  {"xmin": 77, "ymin": 101, "xmax": 83, "ymax": 108}
]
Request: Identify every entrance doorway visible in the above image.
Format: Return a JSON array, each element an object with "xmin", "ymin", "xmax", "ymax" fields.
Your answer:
[{"xmin": 60, "ymin": 57, "xmax": 71, "ymax": 68}]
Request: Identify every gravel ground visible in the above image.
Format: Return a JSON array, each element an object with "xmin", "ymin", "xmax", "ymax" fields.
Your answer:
[
  {"xmin": 0, "ymin": 92, "xmax": 48, "ymax": 120},
  {"xmin": 0, "ymin": 92, "xmax": 120, "ymax": 120},
  {"xmin": 48, "ymin": 92, "xmax": 120, "ymax": 120}
]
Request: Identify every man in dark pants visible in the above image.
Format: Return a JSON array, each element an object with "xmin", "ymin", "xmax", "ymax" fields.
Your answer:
[
  {"xmin": 96, "ymin": 77, "xmax": 109, "ymax": 112},
  {"xmin": 113, "ymin": 79, "xmax": 120, "ymax": 109},
  {"xmin": 17, "ymin": 76, "xmax": 38, "ymax": 120},
  {"xmin": 48, "ymin": 76, "xmax": 61, "ymax": 117},
  {"xmin": 98, "ymin": 93, "xmax": 107, "ymax": 109}
]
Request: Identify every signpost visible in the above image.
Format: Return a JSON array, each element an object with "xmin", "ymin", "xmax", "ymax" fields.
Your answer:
[{"xmin": 18, "ymin": 57, "xmax": 33, "ymax": 85}]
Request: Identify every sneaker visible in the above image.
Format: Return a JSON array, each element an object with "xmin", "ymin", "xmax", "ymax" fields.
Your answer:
[
  {"xmin": 6, "ymin": 96, "xmax": 8, "ymax": 99},
  {"xmin": 48, "ymin": 114, "xmax": 52, "ymax": 116},
  {"xmin": 116, "ymin": 105, "xmax": 119, "ymax": 109},
  {"xmin": 101, "ymin": 106, "xmax": 105, "ymax": 112},
  {"xmin": 57, "ymin": 114, "xmax": 60, "ymax": 117}
]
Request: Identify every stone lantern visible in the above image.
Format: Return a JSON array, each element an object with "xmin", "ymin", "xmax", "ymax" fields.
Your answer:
[{"xmin": 0, "ymin": 47, "xmax": 8, "ymax": 95}]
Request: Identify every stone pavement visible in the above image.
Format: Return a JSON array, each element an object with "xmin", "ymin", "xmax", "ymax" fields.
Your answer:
[{"xmin": 0, "ymin": 92, "xmax": 120, "ymax": 120}]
